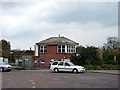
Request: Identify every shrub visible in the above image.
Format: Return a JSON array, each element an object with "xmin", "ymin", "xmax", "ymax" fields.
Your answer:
[
  {"xmin": 101, "ymin": 64, "xmax": 120, "ymax": 70},
  {"xmin": 84, "ymin": 64, "xmax": 119, "ymax": 70},
  {"xmin": 91, "ymin": 65, "xmax": 102, "ymax": 70}
]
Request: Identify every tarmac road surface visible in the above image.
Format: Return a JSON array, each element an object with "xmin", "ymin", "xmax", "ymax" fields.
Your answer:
[{"xmin": 1, "ymin": 70, "xmax": 119, "ymax": 88}]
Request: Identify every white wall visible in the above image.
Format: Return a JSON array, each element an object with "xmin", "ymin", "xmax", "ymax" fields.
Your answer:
[{"xmin": 34, "ymin": 45, "xmax": 38, "ymax": 56}]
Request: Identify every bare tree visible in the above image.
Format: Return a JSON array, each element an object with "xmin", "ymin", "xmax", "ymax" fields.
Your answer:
[{"xmin": 101, "ymin": 37, "xmax": 119, "ymax": 51}]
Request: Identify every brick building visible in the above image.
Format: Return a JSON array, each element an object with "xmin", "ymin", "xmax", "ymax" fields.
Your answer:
[{"xmin": 34, "ymin": 36, "xmax": 79, "ymax": 68}]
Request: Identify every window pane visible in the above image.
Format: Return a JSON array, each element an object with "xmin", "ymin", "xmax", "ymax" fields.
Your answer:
[
  {"xmin": 44, "ymin": 46, "xmax": 47, "ymax": 50},
  {"xmin": 62, "ymin": 45, "xmax": 65, "ymax": 48},
  {"xmin": 58, "ymin": 45, "xmax": 61, "ymax": 53},
  {"xmin": 44, "ymin": 50, "xmax": 47, "ymax": 52},
  {"xmin": 65, "ymin": 63, "xmax": 70, "ymax": 66},
  {"xmin": 40, "ymin": 50, "xmax": 43, "ymax": 52},
  {"xmin": 58, "ymin": 49, "xmax": 61, "ymax": 52},
  {"xmin": 62, "ymin": 45, "xmax": 65, "ymax": 53},
  {"xmin": 58, "ymin": 62, "xmax": 63, "ymax": 66},
  {"xmin": 58, "ymin": 46, "xmax": 61, "ymax": 48},
  {"xmin": 52, "ymin": 62, "xmax": 58, "ymax": 65},
  {"xmin": 40, "ymin": 46, "xmax": 43, "ymax": 49},
  {"xmin": 41, "ymin": 59, "xmax": 45, "ymax": 64}
]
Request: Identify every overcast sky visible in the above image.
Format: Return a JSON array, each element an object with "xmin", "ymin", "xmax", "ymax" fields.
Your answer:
[{"xmin": 0, "ymin": 0, "xmax": 118, "ymax": 50}]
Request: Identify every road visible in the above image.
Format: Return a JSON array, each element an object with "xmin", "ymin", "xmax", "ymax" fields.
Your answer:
[{"xmin": 1, "ymin": 70, "xmax": 119, "ymax": 88}]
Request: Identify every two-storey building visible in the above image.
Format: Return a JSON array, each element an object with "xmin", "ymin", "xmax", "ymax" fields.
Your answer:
[{"xmin": 34, "ymin": 36, "xmax": 79, "ymax": 68}]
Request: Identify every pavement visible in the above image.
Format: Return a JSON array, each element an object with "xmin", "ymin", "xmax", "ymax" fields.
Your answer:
[
  {"xmin": 12, "ymin": 66, "xmax": 120, "ymax": 75},
  {"xmin": 17, "ymin": 69, "xmax": 120, "ymax": 75},
  {"xmin": 86, "ymin": 70, "xmax": 120, "ymax": 75}
]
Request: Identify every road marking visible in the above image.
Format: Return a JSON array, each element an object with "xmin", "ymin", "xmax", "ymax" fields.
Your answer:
[
  {"xmin": 30, "ymin": 80, "xmax": 33, "ymax": 82},
  {"xmin": 30, "ymin": 79, "xmax": 36, "ymax": 88},
  {"xmin": 32, "ymin": 86, "xmax": 36, "ymax": 88},
  {"xmin": 64, "ymin": 76, "xmax": 67, "ymax": 78},
  {"xmin": 32, "ymin": 82, "xmax": 36, "ymax": 84}
]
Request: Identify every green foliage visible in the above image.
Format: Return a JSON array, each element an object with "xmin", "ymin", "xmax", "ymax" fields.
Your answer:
[
  {"xmin": 101, "ymin": 64, "xmax": 120, "ymax": 70},
  {"xmin": 71, "ymin": 46, "xmax": 101, "ymax": 66},
  {"xmin": 0, "ymin": 39, "xmax": 10, "ymax": 51},
  {"xmin": 13, "ymin": 67, "xmax": 25, "ymax": 70},
  {"xmin": 0, "ymin": 39, "xmax": 11, "ymax": 58},
  {"xmin": 103, "ymin": 50, "xmax": 120, "ymax": 65},
  {"xmin": 84, "ymin": 64, "xmax": 119, "ymax": 70},
  {"xmin": 84, "ymin": 65, "xmax": 102, "ymax": 70},
  {"xmin": 2, "ymin": 52, "xmax": 11, "ymax": 58},
  {"xmin": 71, "ymin": 55, "xmax": 81, "ymax": 65}
]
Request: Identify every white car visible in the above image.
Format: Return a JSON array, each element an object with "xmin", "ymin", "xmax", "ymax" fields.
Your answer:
[
  {"xmin": 50, "ymin": 61, "xmax": 85, "ymax": 73},
  {"xmin": 0, "ymin": 62, "xmax": 12, "ymax": 72}
]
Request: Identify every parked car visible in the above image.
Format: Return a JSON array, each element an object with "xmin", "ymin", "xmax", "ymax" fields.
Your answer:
[
  {"xmin": 0, "ymin": 62, "xmax": 12, "ymax": 72},
  {"xmin": 50, "ymin": 61, "xmax": 85, "ymax": 73}
]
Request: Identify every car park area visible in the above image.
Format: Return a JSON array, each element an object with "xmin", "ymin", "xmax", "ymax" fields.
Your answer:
[{"xmin": 1, "ymin": 70, "xmax": 119, "ymax": 88}]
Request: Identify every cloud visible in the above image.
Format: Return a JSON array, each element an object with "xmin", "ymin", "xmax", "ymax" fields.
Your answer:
[{"xmin": 0, "ymin": 1, "xmax": 118, "ymax": 50}]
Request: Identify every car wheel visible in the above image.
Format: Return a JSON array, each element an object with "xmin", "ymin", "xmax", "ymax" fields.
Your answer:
[
  {"xmin": 54, "ymin": 68, "xmax": 59, "ymax": 73},
  {"xmin": 0, "ymin": 68, "xmax": 2, "ymax": 72},
  {"xmin": 7, "ymin": 69, "xmax": 11, "ymax": 72},
  {"xmin": 73, "ymin": 69, "xmax": 78, "ymax": 73},
  {"xmin": 0, "ymin": 68, "xmax": 4, "ymax": 72}
]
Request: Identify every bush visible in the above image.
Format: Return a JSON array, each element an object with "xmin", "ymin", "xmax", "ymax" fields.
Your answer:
[
  {"xmin": 13, "ymin": 67, "xmax": 25, "ymax": 70},
  {"xmin": 91, "ymin": 65, "xmax": 102, "ymax": 70},
  {"xmin": 101, "ymin": 64, "xmax": 120, "ymax": 70},
  {"xmin": 84, "ymin": 65, "xmax": 102, "ymax": 70},
  {"xmin": 84, "ymin": 64, "xmax": 119, "ymax": 70},
  {"xmin": 84, "ymin": 65, "xmax": 90, "ymax": 70}
]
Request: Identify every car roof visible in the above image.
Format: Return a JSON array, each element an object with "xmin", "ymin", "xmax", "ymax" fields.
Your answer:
[{"xmin": 53, "ymin": 61, "xmax": 70, "ymax": 63}]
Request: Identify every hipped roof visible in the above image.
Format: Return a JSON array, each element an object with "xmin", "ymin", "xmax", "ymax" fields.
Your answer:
[{"xmin": 36, "ymin": 36, "xmax": 79, "ymax": 45}]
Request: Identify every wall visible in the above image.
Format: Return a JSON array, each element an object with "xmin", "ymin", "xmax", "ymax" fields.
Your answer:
[{"xmin": 38, "ymin": 45, "xmax": 73, "ymax": 68}]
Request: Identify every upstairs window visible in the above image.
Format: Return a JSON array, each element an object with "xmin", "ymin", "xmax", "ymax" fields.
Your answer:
[
  {"xmin": 62, "ymin": 45, "xmax": 65, "ymax": 53},
  {"xmin": 67, "ymin": 45, "xmax": 76, "ymax": 53},
  {"xmin": 58, "ymin": 45, "xmax": 61, "ymax": 53},
  {"xmin": 57, "ymin": 45, "xmax": 76, "ymax": 53},
  {"xmin": 40, "ymin": 45, "xmax": 47, "ymax": 53},
  {"xmin": 57, "ymin": 45, "xmax": 65, "ymax": 53}
]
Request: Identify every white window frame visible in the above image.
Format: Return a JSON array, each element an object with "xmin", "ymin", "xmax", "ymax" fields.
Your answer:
[
  {"xmin": 57, "ymin": 45, "xmax": 76, "ymax": 53},
  {"xmin": 40, "ymin": 45, "xmax": 47, "ymax": 53},
  {"xmin": 57, "ymin": 45, "xmax": 65, "ymax": 53}
]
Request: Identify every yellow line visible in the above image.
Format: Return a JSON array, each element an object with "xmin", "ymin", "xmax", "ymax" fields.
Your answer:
[
  {"xmin": 32, "ymin": 86, "xmax": 36, "ymax": 88},
  {"xmin": 30, "ymin": 80, "xmax": 33, "ymax": 82},
  {"xmin": 32, "ymin": 82, "xmax": 36, "ymax": 84}
]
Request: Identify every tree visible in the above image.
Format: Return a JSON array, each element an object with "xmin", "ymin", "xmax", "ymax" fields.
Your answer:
[
  {"xmin": 101, "ymin": 37, "xmax": 119, "ymax": 51},
  {"xmin": 103, "ymin": 50, "xmax": 120, "ymax": 65},
  {"xmin": 71, "ymin": 46, "xmax": 101, "ymax": 65},
  {"xmin": 0, "ymin": 39, "xmax": 11, "ymax": 58}
]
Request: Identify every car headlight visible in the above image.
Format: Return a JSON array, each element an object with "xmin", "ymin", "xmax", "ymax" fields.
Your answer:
[{"xmin": 79, "ymin": 68, "xmax": 84, "ymax": 69}]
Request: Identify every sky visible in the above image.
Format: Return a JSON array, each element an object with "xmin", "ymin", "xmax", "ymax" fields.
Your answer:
[{"xmin": 0, "ymin": 0, "xmax": 118, "ymax": 50}]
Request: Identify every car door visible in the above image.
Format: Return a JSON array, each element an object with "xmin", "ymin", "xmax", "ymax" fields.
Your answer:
[
  {"xmin": 57, "ymin": 62, "xmax": 65, "ymax": 71},
  {"xmin": 64, "ymin": 62, "xmax": 72, "ymax": 72}
]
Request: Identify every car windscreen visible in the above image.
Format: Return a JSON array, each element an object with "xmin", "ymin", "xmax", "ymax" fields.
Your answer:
[{"xmin": 67, "ymin": 62, "xmax": 74, "ymax": 66}]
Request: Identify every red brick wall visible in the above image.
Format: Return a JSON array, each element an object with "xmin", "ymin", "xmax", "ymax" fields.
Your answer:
[
  {"xmin": 97, "ymin": 49, "xmax": 103, "ymax": 60},
  {"xmin": 38, "ymin": 45, "xmax": 73, "ymax": 68},
  {"xmin": 32, "ymin": 56, "xmax": 38, "ymax": 67},
  {"xmin": 113, "ymin": 49, "xmax": 120, "ymax": 53}
]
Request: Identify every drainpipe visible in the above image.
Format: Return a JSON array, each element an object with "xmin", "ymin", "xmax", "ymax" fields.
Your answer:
[{"xmin": 37, "ymin": 45, "xmax": 39, "ymax": 70}]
